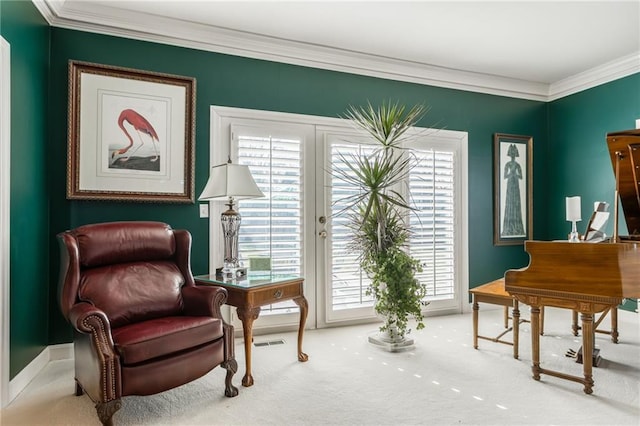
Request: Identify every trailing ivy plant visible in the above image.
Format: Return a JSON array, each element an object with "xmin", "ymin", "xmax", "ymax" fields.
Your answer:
[{"xmin": 332, "ymin": 101, "xmax": 429, "ymax": 339}]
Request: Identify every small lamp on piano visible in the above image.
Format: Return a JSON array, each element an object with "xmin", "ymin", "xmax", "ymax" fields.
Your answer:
[
  {"xmin": 566, "ymin": 196, "xmax": 582, "ymax": 242},
  {"xmin": 198, "ymin": 158, "xmax": 264, "ymax": 276}
]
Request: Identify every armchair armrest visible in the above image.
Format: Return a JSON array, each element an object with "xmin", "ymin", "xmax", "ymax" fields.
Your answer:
[
  {"xmin": 69, "ymin": 302, "xmax": 111, "ymax": 333},
  {"xmin": 182, "ymin": 285, "xmax": 227, "ymax": 318},
  {"xmin": 68, "ymin": 302, "xmax": 116, "ymax": 349},
  {"xmin": 69, "ymin": 302, "xmax": 117, "ymax": 358},
  {"xmin": 182, "ymin": 286, "xmax": 236, "ymax": 362}
]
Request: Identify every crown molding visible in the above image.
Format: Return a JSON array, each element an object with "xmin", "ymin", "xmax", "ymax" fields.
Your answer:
[
  {"xmin": 548, "ymin": 52, "xmax": 640, "ymax": 101},
  {"xmin": 33, "ymin": 0, "xmax": 638, "ymax": 103}
]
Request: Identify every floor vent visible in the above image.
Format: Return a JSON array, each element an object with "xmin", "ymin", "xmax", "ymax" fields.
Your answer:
[{"xmin": 254, "ymin": 339, "xmax": 285, "ymax": 347}]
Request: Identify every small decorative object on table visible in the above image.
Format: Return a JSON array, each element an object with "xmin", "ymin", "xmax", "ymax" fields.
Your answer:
[{"xmin": 249, "ymin": 256, "xmax": 272, "ymax": 273}]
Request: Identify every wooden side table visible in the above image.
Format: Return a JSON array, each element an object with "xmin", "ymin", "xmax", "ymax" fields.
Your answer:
[{"xmin": 195, "ymin": 273, "xmax": 309, "ymax": 387}]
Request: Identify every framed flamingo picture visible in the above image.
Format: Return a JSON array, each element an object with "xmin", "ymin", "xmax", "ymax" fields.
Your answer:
[
  {"xmin": 67, "ymin": 61, "xmax": 195, "ymax": 202},
  {"xmin": 493, "ymin": 133, "xmax": 533, "ymax": 246}
]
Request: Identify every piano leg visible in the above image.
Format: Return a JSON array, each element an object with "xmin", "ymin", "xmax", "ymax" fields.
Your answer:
[
  {"xmin": 512, "ymin": 301, "xmax": 520, "ymax": 360},
  {"xmin": 530, "ymin": 306, "xmax": 541, "ymax": 381},
  {"xmin": 572, "ymin": 306, "xmax": 619, "ymax": 343},
  {"xmin": 611, "ymin": 308, "xmax": 619, "ymax": 343},
  {"xmin": 580, "ymin": 312, "xmax": 595, "ymax": 395}
]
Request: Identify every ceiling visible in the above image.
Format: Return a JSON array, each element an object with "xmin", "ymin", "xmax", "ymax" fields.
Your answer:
[{"xmin": 35, "ymin": 0, "xmax": 640, "ymax": 101}]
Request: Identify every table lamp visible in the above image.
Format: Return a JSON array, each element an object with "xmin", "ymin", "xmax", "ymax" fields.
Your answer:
[
  {"xmin": 565, "ymin": 196, "xmax": 581, "ymax": 242},
  {"xmin": 199, "ymin": 158, "xmax": 264, "ymax": 274}
]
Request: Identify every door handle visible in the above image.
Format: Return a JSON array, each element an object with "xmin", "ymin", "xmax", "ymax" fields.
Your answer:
[{"xmin": 319, "ymin": 230, "xmax": 327, "ymax": 238}]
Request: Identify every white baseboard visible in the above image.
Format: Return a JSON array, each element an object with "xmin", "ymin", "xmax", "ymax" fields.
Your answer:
[
  {"xmin": 48, "ymin": 343, "xmax": 74, "ymax": 361},
  {"xmin": 8, "ymin": 343, "xmax": 73, "ymax": 403}
]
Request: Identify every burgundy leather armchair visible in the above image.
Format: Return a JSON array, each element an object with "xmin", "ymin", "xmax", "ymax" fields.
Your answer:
[{"xmin": 57, "ymin": 221, "xmax": 238, "ymax": 425}]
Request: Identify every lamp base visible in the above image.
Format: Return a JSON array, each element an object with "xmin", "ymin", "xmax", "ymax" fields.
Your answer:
[
  {"xmin": 221, "ymin": 204, "xmax": 242, "ymax": 276},
  {"xmin": 568, "ymin": 221, "xmax": 580, "ymax": 242}
]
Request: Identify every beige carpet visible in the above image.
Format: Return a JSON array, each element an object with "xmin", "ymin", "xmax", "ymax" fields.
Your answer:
[{"xmin": 2, "ymin": 307, "xmax": 639, "ymax": 425}]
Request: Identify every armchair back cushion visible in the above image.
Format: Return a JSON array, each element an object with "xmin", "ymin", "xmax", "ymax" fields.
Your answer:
[
  {"xmin": 69, "ymin": 222, "xmax": 185, "ymax": 328},
  {"xmin": 79, "ymin": 262, "xmax": 184, "ymax": 328}
]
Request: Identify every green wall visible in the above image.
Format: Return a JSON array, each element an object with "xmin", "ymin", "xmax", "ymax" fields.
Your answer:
[
  {"xmin": 548, "ymin": 74, "xmax": 640, "ymax": 311},
  {"xmin": 547, "ymin": 74, "xmax": 640, "ymax": 238},
  {"xmin": 1, "ymin": 0, "xmax": 51, "ymax": 378},
  {"xmin": 3, "ymin": 0, "xmax": 638, "ymax": 380},
  {"xmin": 47, "ymin": 28, "xmax": 549, "ymax": 344}
]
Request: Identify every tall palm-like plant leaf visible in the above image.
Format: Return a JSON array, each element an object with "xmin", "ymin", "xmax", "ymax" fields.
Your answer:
[
  {"xmin": 330, "ymin": 145, "xmax": 415, "ymax": 221},
  {"xmin": 344, "ymin": 101, "xmax": 427, "ymax": 148}
]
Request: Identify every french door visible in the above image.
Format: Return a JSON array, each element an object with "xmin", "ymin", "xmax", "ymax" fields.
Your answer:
[
  {"xmin": 318, "ymin": 127, "xmax": 468, "ymax": 326},
  {"xmin": 209, "ymin": 107, "xmax": 468, "ymax": 333}
]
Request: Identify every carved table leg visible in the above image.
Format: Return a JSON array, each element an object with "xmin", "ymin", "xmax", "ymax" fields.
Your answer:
[
  {"xmin": 580, "ymin": 312, "xmax": 595, "ymax": 394},
  {"xmin": 293, "ymin": 295, "xmax": 309, "ymax": 362},
  {"xmin": 472, "ymin": 297, "xmax": 479, "ymax": 349},
  {"xmin": 512, "ymin": 301, "xmax": 520, "ymax": 359},
  {"xmin": 530, "ymin": 306, "xmax": 541, "ymax": 381},
  {"xmin": 236, "ymin": 306, "xmax": 261, "ymax": 387}
]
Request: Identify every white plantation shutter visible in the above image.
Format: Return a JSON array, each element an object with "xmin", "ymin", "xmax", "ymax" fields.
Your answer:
[
  {"xmin": 328, "ymin": 138, "xmax": 457, "ymax": 312},
  {"xmin": 409, "ymin": 149, "xmax": 456, "ymax": 300},
  {"xmin": 233, "ymin": 125, "xmax": 304, "ymax": 313},
  {"xmin": 329, "ymin": 141, "xmax": 377, "ymax": 310}
]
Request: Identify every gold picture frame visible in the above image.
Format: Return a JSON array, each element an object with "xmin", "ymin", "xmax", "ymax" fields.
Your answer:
[
  {"xmin": 493, "ymin": 133, "xmax": 533, "ymax": 245},
  {"xmin": 67, "ymin": 61, "xmax": 195, "ymax": 203}
]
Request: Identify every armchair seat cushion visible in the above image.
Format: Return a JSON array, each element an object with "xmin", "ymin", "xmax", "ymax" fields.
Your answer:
[{"xmin": 112, "ymin": 316, "xmax": 223, "ymax": 365}]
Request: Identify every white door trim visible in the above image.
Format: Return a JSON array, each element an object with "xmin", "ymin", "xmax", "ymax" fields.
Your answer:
[{"xmin": 0, "ymin": 35, "xmax": 12, "ymax": 408}]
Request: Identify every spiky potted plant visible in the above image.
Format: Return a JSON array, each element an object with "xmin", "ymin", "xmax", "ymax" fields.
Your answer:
[{"xmin": 332, "ymin": 101, "xmax": 428, "ymax": 348}]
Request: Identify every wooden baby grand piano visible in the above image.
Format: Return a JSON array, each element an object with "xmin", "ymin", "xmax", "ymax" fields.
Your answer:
[{"xmin": 505, "ymin": 129, "xmax": 640, "ymax": 394}]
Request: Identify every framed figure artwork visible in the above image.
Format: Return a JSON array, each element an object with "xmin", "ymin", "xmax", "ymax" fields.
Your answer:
[
  {"xmin": 493, "ymin": 133, "xmax": 533, "ymax": 246},
  {"xmin": 67, "ymin": 61, "xmax": 195, "ymax": 203}
]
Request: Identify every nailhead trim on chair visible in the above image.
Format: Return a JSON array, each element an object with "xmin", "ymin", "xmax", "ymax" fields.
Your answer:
[{"xmin": 83, "ymin": 315, "xmax": 116, "ymax": 402}]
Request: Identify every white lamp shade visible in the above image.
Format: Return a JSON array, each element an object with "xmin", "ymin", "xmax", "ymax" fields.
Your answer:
[
  {"xmin": 566, "ymin": 196, "xmax": 581, "ymax": 222},
  {"xmin": 198, "ymin": 163, "xmax": 264, "ymax": 201}
]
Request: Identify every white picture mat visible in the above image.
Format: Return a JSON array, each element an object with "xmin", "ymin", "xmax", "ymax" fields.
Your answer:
[{"xmin": 78, "ymin": 73, "xmax": 186, "ymax": 194}]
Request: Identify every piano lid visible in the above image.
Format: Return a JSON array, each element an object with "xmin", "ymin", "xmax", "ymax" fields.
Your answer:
[{"xmin": 607, "ymin": 129, "xmax": 640, "ymax": 237}]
